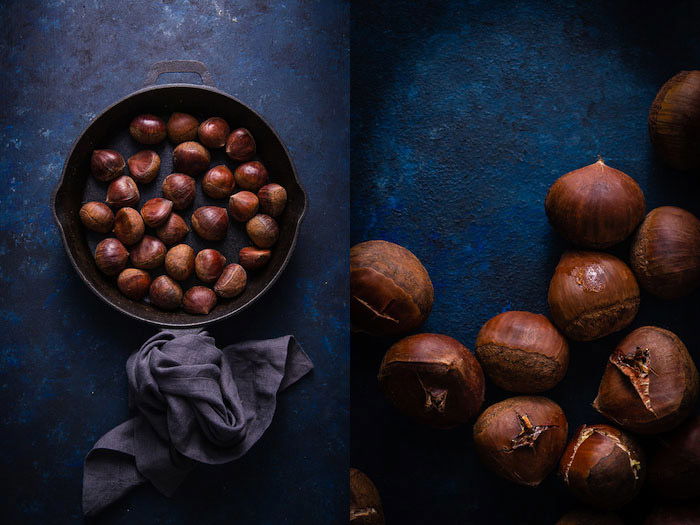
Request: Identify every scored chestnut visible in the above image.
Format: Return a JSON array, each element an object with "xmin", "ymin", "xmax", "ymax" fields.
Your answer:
[
  {"xmin": 214, "ymin": 263, "xmax": 247, "ymax": 298},
  {"xmin": 127, "ymin": 150, "xmax": 160, "ymax": 184},
  {"xmin": 194, "ymin": 249, "xmax": 227, "ymax": 283},
  {"xmin": 172, "ymin": 141, "xmax": 211, "ymax": 175},
  {"xmin": 225, "ymin": 127, "xmax": 256, "ymax": 161},
  {"xmin": 129, "ymin": 114, "xmax": 166, "ymax": 144},
  {"xmin": 199, "ymin": 117, "xmax": 230, "ymax": 149},
  {"xmin": 162, "ymin": 173, "xmax": 196, "ymax": 210},
  {"xmin": 202, "ymin": 165, "xmax": 235, "ymax": 199},
  {"xmin": 130, "ymin": 235, "xmax": 166, "ymax": 270},
  {"xmin": 349, "ymin": 468, "xmax": 385, "ymax": 525},
  {"xmin": 140, "ymin": 198, "xmax": 173, "ymax": 228},
  {"xmin": 91, "ymin": 149, "xmax": 125, "ymax": 182},
  {"xmin": 79, "ymin": 201, "xmax": 114, "ymax": 233},
  {"xmin": 234, "ymin": 161, "xmax": 268, "ymax": 191},
  {"xmin": 182, "ymin": 286, "xmax": 217, "ymax": 315},
  {"xmin": 116, "ymin": 268, "xmax": 151, "ymax": 301},
  {"xmin": 246, "ymin": 214, "xmax": 279, "ymax": 248},
  {"xmin": 112, "ymin": 207, "xmax": 145, "ymax": 245},
  {"xmin": 167, "ymin": 112, "xmax": 199, "ymax": 143},
  {"xmin": 238, "ymin": 246, "xmax": 271, "ymax": 271},
  {"xmin": 155, "ymin": 213, "xmax": 190, "ymax": 245},
  {"xmin": 148, "ymin": 275, "xmax": 182, "ymax": 311},
  {"xmin": 94, "ymin": 238, "xmax": 129, "ymax": 276},
  {"xmin": 164, "ymin": 243, "xmax": 195, "ymax": 281},
  {"xmin": 192, "ymin": 206, "xmax": 229, "ymax": 241},
  {"xmin": 106, "ymin": 175, "xmax": 140, "ymax": 208},
  {"xmin": 228, "ymin": 191, "xmax": 259, "ymax": 222},
  {"xmin": 258, "ymin": 183, "xmax": 287, "ymax": 217}
]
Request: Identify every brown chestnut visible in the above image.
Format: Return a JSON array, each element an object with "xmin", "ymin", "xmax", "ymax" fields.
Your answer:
[
  {"xmin": 116, "ymin": 268, "xmax": 151, "ymax": 301},
  {"xmin": 162, "ymin": 173, "xmax": 196, "ymax": 210},
  {"xmin": 214, "ymin": 264, "xmax": 247, "ymax": 298},
  {"xmin": 172, "ymin": 141, "xmax": 211, "ymax": 175},
  {"xmin": 130, "ymin": 235, "xmax": 166, "ymax": 270},
  {"xmin": 91, "ymin": 149, "xmax": 125, "ymax": 182},
  {"xmin": 475, "ymin": 311, "xmax": 569, "ymax": 393},
  {"xmin": 234, "ymin": 161, "xmax": 269, "ymax": 191},
  {"xmin": 192, "ymin": 206, "xmax": 229, "ymax": 241},
  {"xmin": 350, "ymin": 240, "xmax": 434, "ymax": 336},
  {"xmin": 155, "ymin": 213, "xmax": 189, "ymax": 245},
  {"xmin": 473, "ymin": 396, "xmax": 567, "ymax": 487},
  {"xmin": 593, "ymin": 326, "xmax": 699, "ymax": 434},
  {"xmin": 182, "ymin": 286, "xmax": 217, "ymax": 315},
  {"xmin": 349, "ymin": 468, "xmax": 385, "ymax": 525},
  {"xmin": 559, "ymin": 424, "xmax": 645, "ymax": 510},
  {"xmin": 127, "ymin": 150, "xmax": 160, "ymax": 184},
  {"xmin": 556, "ymin": 509, "xmax": 624, "ymax": 525},
  {"xmin": 238, "ymin": 246, "xmax": 271, "ymax": 271},
  {"xmin": 545, "ymin": 159, "xmax": 645, "ymax": 249},
  {"xmin": 164, "ymin": 243, "xmax": 195, "ymax": 281},
  {"xmin": 258, "ymin": 183, "xmax": 287, "ymax": 218},
  {"xmin": 378, "ymin": 333, "xmax": 485, "ymax": 428},
  {"xmin": 129, "ymin": 114, "xmax": 166, "ymax": 144},
  {"xmin": 167, "ymin": 112, "xmax": 199, "ymax": 143},
  {"xmin": 140, "ymin": 198, "xmax": 173, "ymax": 228},
  {"xmin": 630, "ymin": 206, "xmax": 700, "ymax": 300},
  {"xmin": 79, "ymin": 201, "xmax": 114, "ymax": 233},
  {"xmin": 547, "ymin": 251, "xmax": 639, "ymax": 341},
  {"xmin": 202, "ymin": 165, "xmax": 235, "ymax": 199},
  {"xmin": 94, "ymin": 238, "xmax": 129, "ymax": 276},
  {"xmin": 194, "ymin": 249, "xmax": 227, "ymax": 283},
  {"xmin": 106, "ymin": 175, "xmax": 140, "ymax": 208},
  {"xmin": 199, "ymin": 117, "xmax": 231, "ymax": 149},
  {"xmin": 246, "ymin": 214, "xmax": 279, "ymax": 248},
  {"xmin": 148, "ymin": 275, "xmax": 182, "ymax": 311},
  {"xmin": 228, "ymin": 191, "xmax": 259, "ymax": 222},
  {"xmin": 225, "ymin": 127, "xmax": 256, "ymax": 161},
  {"xmin": 112, "ymin": 207, "xmax": 145, "ymax": 245}
]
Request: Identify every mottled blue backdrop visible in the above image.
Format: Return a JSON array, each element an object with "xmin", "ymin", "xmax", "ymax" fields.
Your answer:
[
  {"xmin": 351, "ymin": 1, "xmax": 700, "ymax": 523},
  {"xmin": 0, "ymin": 1, "xmax": 348, "ymax": 524}
]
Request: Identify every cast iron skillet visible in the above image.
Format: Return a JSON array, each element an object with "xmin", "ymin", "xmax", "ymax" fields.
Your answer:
[{"xmin": 53, "ymin": 60, "xmax": 306, "ymax": 328}]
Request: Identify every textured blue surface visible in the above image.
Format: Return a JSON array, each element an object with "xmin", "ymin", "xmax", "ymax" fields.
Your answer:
[
  {"xmin": 0, "ymin": 1, "xmax": 348, "ymax": 523},
  {"xmin": 351, "ymin": 1, "xmax": 700, "ymax": 523}
]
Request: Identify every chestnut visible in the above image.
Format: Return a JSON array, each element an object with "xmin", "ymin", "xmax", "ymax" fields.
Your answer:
[
  {"xmin": 199, "ymin": 117, "xmax": 230, "ymax": 149},
  {"xmin": 172, "ymin": 141, "xmax": 211, "ymax": 175},
  {"xmin": 148, "ymin": 275, "xmax": 182, "ymax": 311},
  {"xmin": 350, "ymin": 240, "xmax": 434, "ymax": 336},
  {"xmin": 378, "ymin": 333, "xmax": 484, "ymax": 428},
  {"xmin": 649, "ymin": 71, "xmax": 700, "ymax": 171},
  {"xmin": 258, "ymin": 183, "xmax": 287, "ymax": 217},
  {"xmin": 194, "ymin": 249, "xmax": 227, "ymax": 283},
  {"xmin": 630, "ymin": 206, "xmax": 700, "ymax": 299},
  {"xmin": 155, "ymin": 213, "xmax": 189, "ymax": 245},
  {"xmin": 246, "ymin": 214, "xmax": 279, "ymax": 248},
  {"xmin": 559, "ymin": 424, "xmax": 645, "ymax": 510},
  {"xmin": 225, "ymin": 127, "xmax": 256, "ymax": 161},
  {"xmin": 116, "ymin": 268, "xmax": 151, "ymax": 301},
  {"xmin": 475, "ymin": 311, "xmax": 569, "ymax": 393},
  {"xmin": 228, "ymin": 191, "xmax": 259, "ymax": 222},
  {"xmin": 106, "ymin": 175, "xmax": 140, "ymax": 208},
  {"xmin": 556, "ymin": 509, "xmax": 624, "ymax": 525},
  {"xmin": 164, "ymin": 243, "xmax": 195, "ymax": 281},
  {"xmin": 593, "ymin": 326, "xmax": 699, "ymax": 434},
  {"xmin": 112, "ymin": 207, "xmax": 145, "ymax": 245},
  {"xmin": 238, "ymin": 246, "xmax": 271, "ymax": 271},
  {"xmin": 162, "ymin": 173, "xmax": 196, "ymax": 210},
  {"xmin": 140, "ymin": 198, "xmax": 173, "ymax": 228},
  {"xmin": 349, "ymin": 468, "xmax": 385, "ymax": 525},
  {"xmin": 547, "ymin": 251, "xmax": 639, "ymax": 341},
  {"xmin": 473, "ymin": 396, "xmax": 567, "ymax": 486},
  {"xmin": 202, "ymin": 165, "xmax": 235, "ymax": 199},
  {"xmin": 214, "ymin": 263, "xmax": 247, "ymax": 298},
  {"xmin": 182, "ymin": 286, "xmax": 217, "ymax": 315},
  {"xmin": 91, "ymin": 149, "xmax": 125, "ymax": 182},
  {"xmin": 129, "ymin": 235, "xmax": 166, "ymax": 270},
  {"xmin": 79, "ymin": 201, "xmax": 114, "ymax": 233},
  {"xmin": 192, "ymin": 206, "xmax": 229, "ymax": 241},
  {"xmin": 94, "ymin": 238, "xmax": 129, "ymax": 276},
  {"xmin": 127, "ymin": 150, "xmax": 160, "ymax": 184},
  {"xmin": 167, "ymin": 112, "xmax": 199, "ymax": 144},
  {"xmin": 129, "ymin": 114, "xmax": 166, "ymax": 144},
  {"xmin": 234, "ymin": 161, "xmax": 269, "ymax": 191},
  {"xmin": 545, "ymin": 159, "xmax": 645, "ymax": 248}
]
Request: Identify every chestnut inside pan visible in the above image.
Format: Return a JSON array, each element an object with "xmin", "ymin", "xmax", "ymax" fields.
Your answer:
[{"xmin": 53, "ymin": 60, "xmax": 306, "ymax": 328}]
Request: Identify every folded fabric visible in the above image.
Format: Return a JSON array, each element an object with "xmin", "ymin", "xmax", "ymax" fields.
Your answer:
[{"xmin": 83, "ymin": 329, "xmax": 313, "ymax": 517}]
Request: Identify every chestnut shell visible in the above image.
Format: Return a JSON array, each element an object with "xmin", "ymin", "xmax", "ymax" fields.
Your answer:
[
  {"xmin": 130, "ymin": 235, "xmax": 166, "ymax": 270},
  {"xmin": 162, "ymin": 173, "xmax": 196, "ymax": 210},
  {"xmin": 129, "ymin": 114, "xmax": 166, "ymax": 144},
  {"xmin": 233, "ymin": 161, "xmax": 269, "ymax": 191},
  {"xmin": 91, "ymin": 149, "xmax": 125, "ymax": 182},
  {"xmin": 164, "ymin": 244, "xmax": 195, "ymax": 282},
  {"xmin": 194, "ymin": 249, "xmax": 227, "ymax": 283},
  {"xmin": 228, "ymin": 191, "xmax": 259, "ymax": 222},
  {"xmin": 155, "ymin": 213, "xmax": 190, "ymax": 246},
  {"xmin": 199, "ymin": 117, "xmax": 231, "ymax": 149},
  {"xmin": 94, "ymin": 238, "xmax": 129, "ymax": 276},
  {"xmin": 106, "ymin": 176, "xmax": 140, "ymax": 208},
  {"xmin": 127, "ymin": 150, "xmax": 160, "ymax": 184},
  {"xmin": 202, "ymin": 165, "xmax": 235, "ymax": 199},
  {"xmin": 117, "ymin": 268, "xmax": 151, "ymax": 301},
  {"xmin": 246, "ymin": 214, "xmax": 279, "ymax": 248},
  {"xmin": 182, "ymin": 286, "xmax": 217, "ymax": 315},
  {"xmin": 172, "ymin": 141, "xmax": 211, "ymax": 175},
  {"xmin": 349, "ymin": 468, "xmax": 385, "ymax": 525},
  {"xmin": 79, "ymin": 201, "xmax": 114, "ymax": 233},
  {"xmin": 238, "ymin": 247, "xmax": 271, "ymax": 271},
  {"xmin": 167, "ymin": 112, "xmax": 199, "ymax": 143},
  {"xmin": 149, "ymin": 275, "xmax": 182, "ymax": 310},
  {"xmin": 112, "ymin": 207, "xmax": 145, "ymax": 246},
  {"xmin": 225, "ymin": 127, "xmax": 256, "ymax": 161},
  {"xmin": 214, "ymin": 263, "xmax": 247, "ymax": 298},
  {"xmin": 258, "ymin": 183, "xmax": 287, "ymax": 218},
  {"xmin": 140, "ymin": 198, "xmax": 173, "ymax": 228},
  {"xmin": 191, "ymin": 206, "xmax": 229, "ymax": 241}
]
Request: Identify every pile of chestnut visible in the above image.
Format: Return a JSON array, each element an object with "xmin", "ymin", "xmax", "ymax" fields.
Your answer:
[
  {"xmin": 349, "ymin": 70, "xmax": 700, "ymax": 525},
  {"xmin": 80, "ymin": 112, "xmax": 288, "ymax": 314}
]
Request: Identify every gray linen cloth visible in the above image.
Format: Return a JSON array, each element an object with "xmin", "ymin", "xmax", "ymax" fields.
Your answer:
[{"xmin": 83, "ymin": 329, "xmax": 313, "ymax": 516}]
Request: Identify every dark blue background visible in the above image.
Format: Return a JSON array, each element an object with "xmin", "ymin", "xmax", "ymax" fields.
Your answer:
[
  {"xmin": 351, "ymin": 1, "xmax": 700, "ymax": 524},
  {"xmin": 0, "ymin": 1, "xmax": 348, "ymax": 524}
]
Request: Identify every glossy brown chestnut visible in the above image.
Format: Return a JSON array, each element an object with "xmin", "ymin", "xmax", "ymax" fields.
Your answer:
[
  {"xmin": 79, "ymin": 201, "xmax": 114, "ymax": 233},
  {"xmin": 475, "ymin": 311, "xmax": 569, "ymax": 393},
  {"xmin": 191, "ymin": 206, "xmax": 229, "ymax": 241},
  {"xmin": 630, "ymin": 206, "xmax": 700, "ymax": 300},
  {"xmin": 234, "ymin": 161, "xmax": 268, "ymax": 191},
  {"xmin": 162, "ymin": 173, "xmax": 196, "ymax": 210},
  {"xmin": 172, "ymin": 141, "xmax": 211, "ymax": 175},
  {"xmin": 91, "ymin": 149, "xmax": 125, "ymax": 182},
  {"xmin": 194, "ymin": 249, "xmax": 227, "ymax": 283},
  {"xmin": 214, "ymin": 264, "xmax": 247, "ymax": 298},
  {"xmin": 127, "ymin": 150, "xmax": 160, "ymax": 184},
  {"xmin": 94, "ymin": 238, "xmax": 129, "ymax": 276},
  {"xmin": 148, "ymin": 275, "xmax": 182, "ymax": 311},
  {"xmin": 129, "ymin": 114, "xmax": 166, "ymax": 144},
  {"xmin": 556, "ymin": 509, "xmax": 624, "ymax": 525},
  {"xmin": 112, "ymin": 207, "xmax": 145, "ymax": 245},
  {"xmin": 167, "ymin": 112, "xmax": 199, "ymax": 143},
  {"xmin": 228, "ymin": 191, "xmax": 259, "ymax": 222},
  {"xmin": 140, "ymin": 198, "xmax": 173, "ymax": 228},
  {"xmin": 225, "ymin": 127, "xmax": 256, "ymax": 161},
  {"xmin": 547, "ymin": 251, "xmax": 639, "ymax": 341},
  {"xmin": 164, "ymin": 244, "xmax": 195, "ymax": 281},
  {"xmin": 258, "ymin": 183, "xmax": 287, "ymax": 217},
  {"xmin": 349, "ymin": 468, "xmax": 385, "ymax": 525},
  {"xmin": 199, "ymin": 117, "xmax": 230, "ymax": 149},
  {"xmin": 644, "ymin": 504, "xmax": 700, "ymax": 525},
  {"xmin": 593, "ymin": 326, "xmax": 699, "ymax": 434},
  {"xmin": 378, "ymin": 334, "xmax": 485, "ymax": 428},
  {"xmin": 116, "ymin": 268, "xmax": 151, "ymax": 301},
  {"xmin": 155, "ymin": 213, "xmax": 189, "ymax": 245},
  {"xmin": 106, "ymin": 176, "xmax": 140, "ymax": 208},
  {"xmin": 182, "ymin": 286, "xmax": 217, "ymax": 315},
  {"xmin": 246, "ymin": 214, "xmax": 279, "ymax": 248},
  {"xmin": 559, "ymin": 424, "xmax": 645, "ymax": 510},
  {"xmin": 202, "ymin": 165, "xmax": 235, "ymax": 199},
  {"xmin": 473, "ymin": 396, "xmax": 567, "ymax": 486},
  {"xmin": 129, "ymin": 235, "xmax": 166, "ymax": 270},
  {"xmin": 350, "ymin": 240, "xmax": 434, "ymax": 336},
  {"xmin": 545, "ymin": 160, "xmax": 645, "ymax": 249},
  {"xmin": 238, "ymin": 247, "xmax": 271, "ymax": 271}
]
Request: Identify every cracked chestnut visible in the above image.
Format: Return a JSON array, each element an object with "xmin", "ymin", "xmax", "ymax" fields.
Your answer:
[
  {"xmin": 214, "ymin": 263, "xmax": 247, "ymax": 298},
  {"xmin": 156, "ymin": 213, "xmax": 189, "ymax": 245},
  {"xmin": 238, "ymin": 246, "xmax": 271, "ymax": 271},
  {"xmin": 91, "ymin": 149, "xmax": 125, "ymax": 182},
  {"xmin": 192, "ymin": 206, "xmax": 229, "ymax": 241},
  {"xmin": 129, "ymin": 235, "xmax": 166, "ymax": 270},
  {"xmin": 164, "ymin": 244, "xmax": 195, "ymax": 281},
  {"xmin": 199, "ymin": 117, "xmax": 230, "ymax": 149},
  {"xmin": 162, "ymin": 173, "xmax": 196, "ymax": 210},
  {"xmin": 129, "ymin": 114, "xmax": 166, "ymax": 144},
  {"xmin": 225, "ymin": 127, "xmax": 256, "ymax": 161},
  {"xmin": 228, "ymin": 191, "xmax": 259, "ymax": 222},
  {"xmin": 202, "ymin": 165, "xmax": 235, "ymax": 199},
  {"xmin": 246, "ymin": 214, "xmax": 279, "ymax": 248},
  {"xmin": 258, "ymin": 183, "xmax": 287, "ymax": 217},
  {"xmin": 234, "ymin": 161, "xmax": 268, "ymax": 191},
  {"xmin": 167, "ymin": 112, "xmax": 199, "ymax": 143},
  {"xmin": 349, "ymin": 468, "xmax": 385, "ymax": 525},
  {"xmin": 112, "ymin": 207, "xmax": 145, "ymax": 245},
  {"xmin": 127, "ymin": 150, "xmax": 160, "ymax": 184},
  {"xmin": 194, "ymin": 249, "xmax": 226, "ymax": 283},
  {"xmin": 148, "ymin": 275, "xmax": 182, "ymax": 311},
  {"xmin": 140, "ymin": 198, "xmax": 173, "ymax": 228},
  {"xmin": 106, "ymin": 176, "xmax": 140, "ymax": 208},
  {"xmin": 116, "ymin": 268, "xmax": 151, "ymax": 301},
  {"xmin": 182, "ymin": 286, "xmax": 217, "ymax": 315},
  {"xmin": 79, "ymin": 201, "xmax": 114, "ymax": 233},
  {"xmin": 94, "ymin": 238, "xmax": 129, "ymax": 276},
  {"xmin": 173, "ymin": 141, "xmax": 210, "ymax": 175}
]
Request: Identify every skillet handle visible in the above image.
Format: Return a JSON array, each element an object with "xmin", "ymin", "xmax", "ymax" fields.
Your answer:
[{"xmin": 144, "ymin": 60, "xmax": 214, "ymax": 86}]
